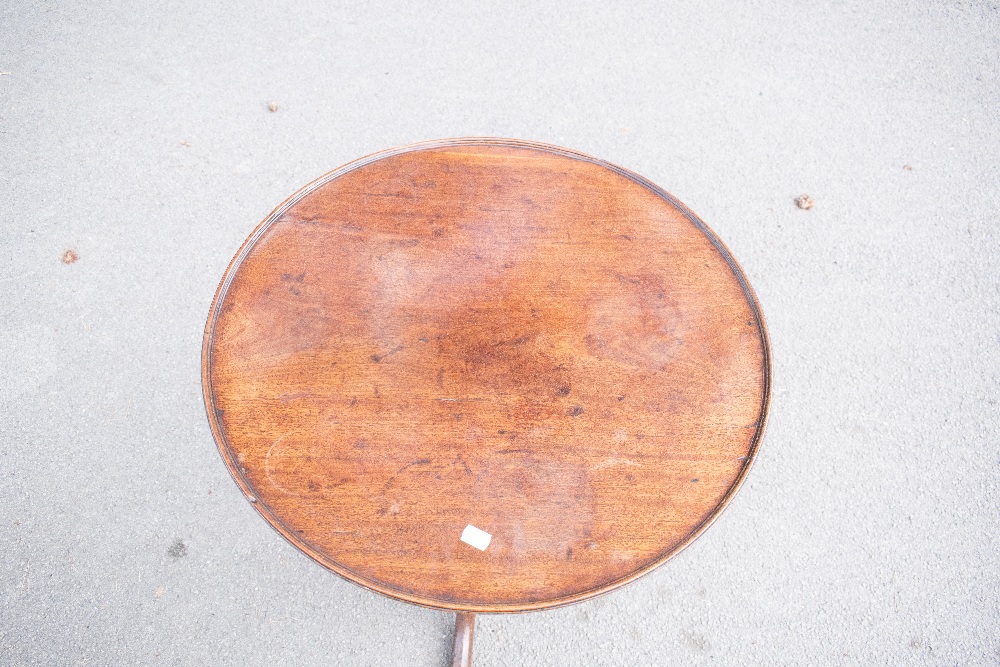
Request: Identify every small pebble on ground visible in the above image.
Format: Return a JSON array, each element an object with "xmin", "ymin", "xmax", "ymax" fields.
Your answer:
[{"xmin": 167, "ymin": 539, "xmax": 187, "ymax": 559}]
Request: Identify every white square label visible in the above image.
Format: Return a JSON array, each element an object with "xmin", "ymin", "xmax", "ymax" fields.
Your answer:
[{"xmin": 460, "ymin": 524, "xmax": 492, "ymax": 551}]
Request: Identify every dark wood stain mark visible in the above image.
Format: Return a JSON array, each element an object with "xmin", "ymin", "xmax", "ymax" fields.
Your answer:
[
  {"xmin": 371, "ymin": 345, "xmax": 404, "ymax": 363},
  {"xmin": 397, "ymin": 458, "xmax": 433, "ymax": 473},
  {"xmin": 456, "ymin": 455, "xmax": 473, "ymax": 476}
]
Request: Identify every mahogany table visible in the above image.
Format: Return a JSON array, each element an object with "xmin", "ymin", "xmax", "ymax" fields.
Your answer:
[{"xmin": 202, "ymin": 138, "xmax": 771, "ymax": 665}]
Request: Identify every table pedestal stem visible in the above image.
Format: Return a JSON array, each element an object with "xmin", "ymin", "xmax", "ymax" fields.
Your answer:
[{"xmin": 451, "ymin": 612, "xmax": 475, "ymax": 667}]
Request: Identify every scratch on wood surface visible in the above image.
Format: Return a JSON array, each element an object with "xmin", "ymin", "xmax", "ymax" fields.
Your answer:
[
  {"xmin": 265, "ymin": 436, "xmax": 295, "ymax": 495},
  {"xmin": 592, "ymin": 457, "xmax": 642, "ymax": 471},
  {"xmin": 370, "ymin": 345, "xmax": 404, "ymax": 362}
]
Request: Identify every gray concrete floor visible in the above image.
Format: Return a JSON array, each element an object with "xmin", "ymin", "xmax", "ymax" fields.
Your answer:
[{"xmin": 2, "ymin": 1, "xmax": 998, "ymax": 665}]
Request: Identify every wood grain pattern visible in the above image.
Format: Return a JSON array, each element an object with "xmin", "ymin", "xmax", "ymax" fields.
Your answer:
[{"xmin": 202, "ymin": 138, "xmax": 771, "ymax": 612}]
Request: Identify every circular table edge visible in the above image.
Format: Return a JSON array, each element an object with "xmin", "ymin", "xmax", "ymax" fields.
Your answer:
[{"xmin": 200, "ymin": 137, "xmax": 773, "ymax": 613}]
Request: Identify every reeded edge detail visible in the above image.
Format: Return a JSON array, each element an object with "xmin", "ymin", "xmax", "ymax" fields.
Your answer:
[{"xmin": 201, "ymin": 137, "xmax": 773, "ymax": 614}]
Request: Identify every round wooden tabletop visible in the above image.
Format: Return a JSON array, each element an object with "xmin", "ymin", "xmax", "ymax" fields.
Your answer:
[{"xmin": 202, "ymin": 139, "xmax": 771, "ymax": 612}]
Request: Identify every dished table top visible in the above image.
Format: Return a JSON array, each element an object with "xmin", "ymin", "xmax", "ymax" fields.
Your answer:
[{"xmin": 202, "ymin": 139, "xmax": 770, "ymax": 612}]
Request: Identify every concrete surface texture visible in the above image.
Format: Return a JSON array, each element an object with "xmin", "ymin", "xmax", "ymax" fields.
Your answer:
[{"xmin": 1, "ymin": 1, "xmax": 998, "ymax": 665}]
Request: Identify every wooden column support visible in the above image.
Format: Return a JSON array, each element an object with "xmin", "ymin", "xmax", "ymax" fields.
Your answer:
[{"xmin": 451, "ymin": 612, "xmax": 475, "ymax": 667}]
